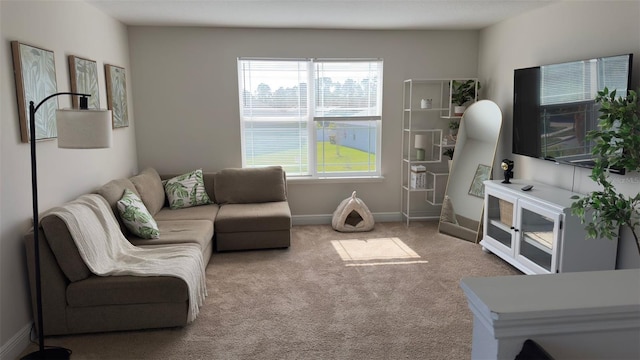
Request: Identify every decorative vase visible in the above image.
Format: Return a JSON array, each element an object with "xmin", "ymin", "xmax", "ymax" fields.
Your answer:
[
  {"xmin": 448, "ymin": 159, "xmax": 453, "ymax": 171},
  {"xmin": 454, "ymin": 105, "xmax": 466, "ymax": 116}
]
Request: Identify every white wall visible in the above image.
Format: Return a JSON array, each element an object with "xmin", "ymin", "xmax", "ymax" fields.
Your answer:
[
  {"xmin": 478, "ymin": 1, "xmax": 640, "ymax": 268},
  {"xmin": 0, "ymin": 2, "xmax": 136, "ymax": 358},
  {"xmin": 128, "ymin": 27, "xmax": 479, "ymax": 219}
]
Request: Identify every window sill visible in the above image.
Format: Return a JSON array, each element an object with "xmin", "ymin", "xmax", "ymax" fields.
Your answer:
[{"xmin": 287, "ymin": 176, "xmax": 385, "ymax": 184}]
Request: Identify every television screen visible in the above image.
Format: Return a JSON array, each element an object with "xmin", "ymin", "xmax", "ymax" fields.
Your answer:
[{"xmin": 513, "ymin": 54, "xmax": 633, "ymax": 174}]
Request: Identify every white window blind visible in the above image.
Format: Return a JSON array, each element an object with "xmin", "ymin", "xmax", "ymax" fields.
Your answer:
[
  {"xmin": 314, "ymin": 61, "xmax": 382, "ymax": 120},
  {"xmin": 238, "ymin": 59, "xmax": 310, "ymax": 174},
  {"xmin": 238, "ymin": 58, "xmax": 383, "ymax": 177}
]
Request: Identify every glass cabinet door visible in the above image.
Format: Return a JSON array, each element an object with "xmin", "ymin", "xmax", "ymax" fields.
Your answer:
[
  {"xmin": 484, "ymin": 191, "xmax": 517, "ymax": 255},
  {"xmin": 516, "ymin": 201, "xmax": 561, "ymax": 273}
]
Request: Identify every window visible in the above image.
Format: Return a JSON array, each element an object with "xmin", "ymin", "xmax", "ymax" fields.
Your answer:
[{"xmin": 238, "ymin": 58, "xmax": 383, "ymax": 178}]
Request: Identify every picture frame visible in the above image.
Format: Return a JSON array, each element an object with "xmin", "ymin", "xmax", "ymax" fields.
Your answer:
[
  {"xmin": 69, "ymin": 55, "xmax": 100, "ymax": 109},
  {"xmin": 468, "ymin": 164, "xmax": 491, "ymax": 198},
  {"xmin": 11, "ymin": 41, "xmax": 58, "ymax": 142},
  {"xmin": 105, "ymin": 64, "xmax": 129, "ymax": 128}
]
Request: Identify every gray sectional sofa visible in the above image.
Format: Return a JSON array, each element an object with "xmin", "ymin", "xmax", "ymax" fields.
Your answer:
[{"xmin": 24, "ymin": 166, "xmax": 291, "ymax": 336}]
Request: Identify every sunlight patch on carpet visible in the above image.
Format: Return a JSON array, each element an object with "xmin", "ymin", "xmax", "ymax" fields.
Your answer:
[
  {"xmin": 345, "ymin": 260, "xmax": 429, "ymax": 267},
  {"xmin": 331, "ymin": 237, "xmax": 422, "ymax": 263}
]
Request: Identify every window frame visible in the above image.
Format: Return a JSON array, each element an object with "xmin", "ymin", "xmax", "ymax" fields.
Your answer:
[{"xmin": 238, "ymin": 57, "xmax": 383, "ymax": 179}]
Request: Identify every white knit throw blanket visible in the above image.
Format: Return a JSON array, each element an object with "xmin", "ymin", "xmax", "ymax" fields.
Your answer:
[{"xmin": 48, "ymin": 194, "xmax": 207, "ymax": 322}]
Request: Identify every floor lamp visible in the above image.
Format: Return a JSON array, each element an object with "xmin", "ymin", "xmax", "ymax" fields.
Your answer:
[{"xmin": 22, "ymin": 93, "xmax": 111, "ymax": 360}]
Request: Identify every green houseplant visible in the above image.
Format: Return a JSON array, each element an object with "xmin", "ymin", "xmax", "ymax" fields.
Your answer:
[
  {"xmin": 448, "ymin": 119, "xmax": 460, "ymax": 134},
  {"xmin": 443, "ymin": 148, "xmax": 454, "ymax": 171},
  {"xmin": 570, "ymin": 88, "xmax": 640, "ymax": 255},
  {"xmin": 443, "ymin": 148, "xmax": 454, "ymax": 160},
  {"xmin": 451, "ymin": 80, "xmax": 480, "ymax": 115}
]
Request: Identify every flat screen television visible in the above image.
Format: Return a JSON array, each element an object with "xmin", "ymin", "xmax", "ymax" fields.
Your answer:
[{"xmin": 512, "ymin": 53, "xmax": 633, "ymax": 174}]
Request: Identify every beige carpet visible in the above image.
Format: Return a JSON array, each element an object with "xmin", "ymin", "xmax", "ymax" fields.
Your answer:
[{"xmin": 22, "ymin": 221, "xmax": 519, "ymax": 359}]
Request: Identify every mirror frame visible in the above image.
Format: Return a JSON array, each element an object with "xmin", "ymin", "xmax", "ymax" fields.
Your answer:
[{"xmin": 438, "ymin": 100, "xmax": 503, "ymax": 243}]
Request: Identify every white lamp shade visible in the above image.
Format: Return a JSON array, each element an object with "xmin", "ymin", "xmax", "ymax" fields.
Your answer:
[
  {"xmin": 414, "ymin": 134, "xmax": 426, "ymax": 149},
  {"xmin": 56, "ymin": 109, "xmax": 112, "ymax": 149}
]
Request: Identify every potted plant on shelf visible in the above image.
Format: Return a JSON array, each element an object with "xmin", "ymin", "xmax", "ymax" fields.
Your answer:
[
  {"xmin": 448, "ymin": 119, "xmax": 460, "ymax": 137},
  {"xmin": 570, "ymin": 88, "xmax": 640, "ymax": 255},
  {"xmin": 452, "ymin": 79, "xmax": 480, "ymax": 116},
  {"xmin": 443, "ymin": 148, "xmax": 455, "ymax": 171}
]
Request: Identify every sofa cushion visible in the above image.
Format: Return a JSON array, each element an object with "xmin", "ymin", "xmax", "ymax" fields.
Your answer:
[
  {"xmin": 214, "ymin": 166, "xmax": 286, "ymax": 204},
  {"xmin": 154, "ymin": 203, "xmax": 219, "ymax": 222},
  {"xmin": 130, "ymin": 168, "xmax": 165, "ymax": 216},
  {"xmin": 128, "ymin": 220, "xmax": 213, "ymax": 250},
  {"xmin": 215, "ymin": 201, "xmax": 291, "ymax": 233},
  {"xmin": 41, "ymin": 215, "xmax": 91, "ymax": 282},
  {"xmin": 95, "ymin": 178, "xmax": 140, "ymax": 234},
  {"xmin": 163, "ymin": 169, "xmax": 213, "ymax": 209},
  {"xmin": 117, "ymin": 189, "xmax": 160, "ymax": 239},
  {"xmin": 67, "ymin": 275, "xmax": 188, "ymax": 307}
]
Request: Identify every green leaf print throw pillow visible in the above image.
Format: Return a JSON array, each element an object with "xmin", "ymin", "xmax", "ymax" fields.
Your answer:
[
  {"xmin": 164, "ymin": 169, "xmax": 212, "ymax": 209},
  {"xmin": 117, "ymin": 189, "xmax": 160, "ymax": 239}
]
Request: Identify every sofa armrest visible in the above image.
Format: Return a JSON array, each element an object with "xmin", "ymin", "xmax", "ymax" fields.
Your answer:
[{"xmin": 24, "ymin": 229, "xmax": 71, "ymax": 335}]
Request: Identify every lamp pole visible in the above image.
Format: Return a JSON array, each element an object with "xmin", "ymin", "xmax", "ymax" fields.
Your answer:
[{"xmin": 23, "ymin": 92, "xmax": 90, "ymax": 360}]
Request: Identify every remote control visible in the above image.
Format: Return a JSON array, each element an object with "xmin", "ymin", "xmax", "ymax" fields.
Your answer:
[{"xmin": 521, "ymin": 185, "xmax": 533, "ymax": 191}]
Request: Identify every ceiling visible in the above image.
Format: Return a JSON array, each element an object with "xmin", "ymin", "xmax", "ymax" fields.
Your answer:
[{"xmin": 85, "ymin": 0, "xmax": 560, "ymax": 30}]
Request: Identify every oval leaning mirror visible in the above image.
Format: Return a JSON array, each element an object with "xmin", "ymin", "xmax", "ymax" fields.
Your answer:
[{"xmin": 439, "ymin": 100, "xmax": 502, "ymax": 242}]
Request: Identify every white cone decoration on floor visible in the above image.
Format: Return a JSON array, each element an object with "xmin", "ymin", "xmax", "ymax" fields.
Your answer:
[{"xmin": 332, "ymin": 191, "xmax": 375, "ymax": 232}]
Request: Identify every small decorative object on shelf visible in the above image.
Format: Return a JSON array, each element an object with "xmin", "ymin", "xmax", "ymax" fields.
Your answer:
[
  {"xmin": 420, "ymin": 98, "xmax": 433, "ymax": 109},
  {"xmin": 410, "ymin": 165, "xmax": 427, "ymax": 189},
  {"xmin": 414, "ymin": 134, "xmax": 426, "ymax": 161},
  {"xmin": 442, "ymin": 136, "xmax": 456, "ymax": 146},
  {"xmin": 442, "ymin": 132, "xmax": 457, "ymax": 145},
  {"xmin": 501, "ymin": 159, "xmax": 514, "ymax": 183}
]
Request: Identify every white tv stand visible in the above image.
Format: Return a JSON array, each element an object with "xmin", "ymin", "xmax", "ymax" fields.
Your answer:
[{"xmin": 480, "ymin": 179, "xmax": 617, "ymax": 274}]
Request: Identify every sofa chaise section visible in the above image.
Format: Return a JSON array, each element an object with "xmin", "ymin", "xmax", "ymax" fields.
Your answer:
[{"xmin": 213, "ymin": 166, "xmax": 292, "ymax": 251}]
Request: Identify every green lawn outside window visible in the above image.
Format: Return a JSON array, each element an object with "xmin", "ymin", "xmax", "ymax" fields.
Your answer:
[{"xmin": 249, "ymin": 142, "xmax": 376, "ymax": 174}]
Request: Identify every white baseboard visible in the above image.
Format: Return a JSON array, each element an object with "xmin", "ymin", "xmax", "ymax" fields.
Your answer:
[
  {"xmin": 292, "ymin": 212, "xmax": 403, "ymax": 226},
  {"xmin": 0, "ymin": 323, "xmax": 32, "ymax": 360}
]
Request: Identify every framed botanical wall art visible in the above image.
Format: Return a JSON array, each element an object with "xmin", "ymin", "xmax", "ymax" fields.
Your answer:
[
  {"xmin": 468, "ymin": 164, "xmax": 491, "ymax": 198},
  {"xmin": 105, "ymin": 64, "xmax": 129, "ymax": 128},
  {"xmin": 69, "ymin": 55, "xmax": 100, "ymax": 109},
  {"xmin": 11, "ymin": 41, "xmax": 58, "ymax": 142}
]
